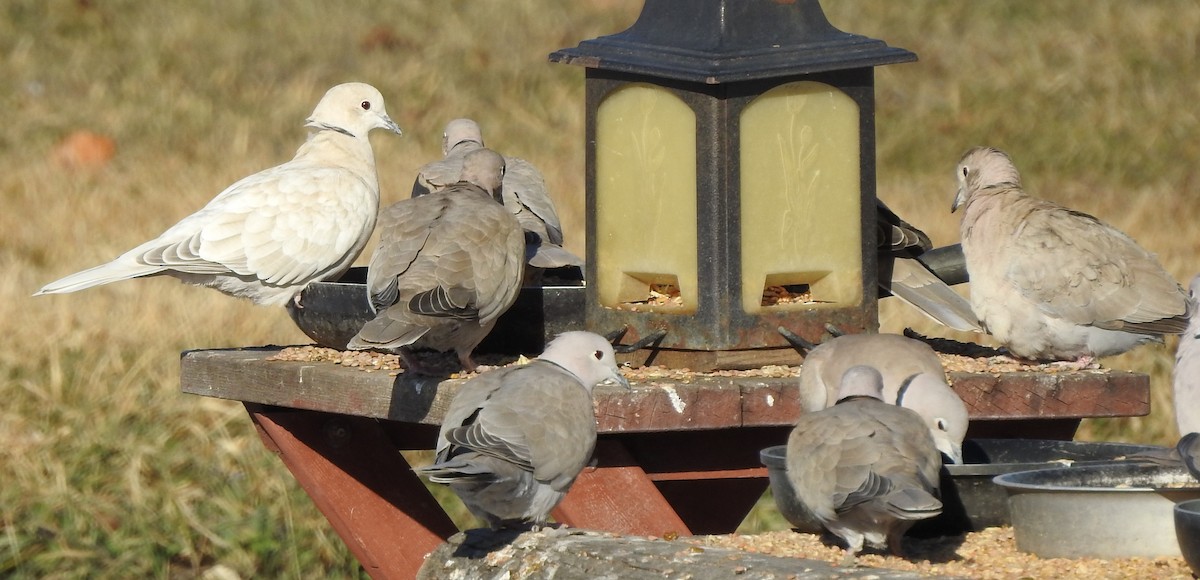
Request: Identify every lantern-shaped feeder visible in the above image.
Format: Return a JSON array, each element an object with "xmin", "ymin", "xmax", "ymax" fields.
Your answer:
[{"xmin": 550, "ymin": 0, "xmax": 916, "ymax": 369}]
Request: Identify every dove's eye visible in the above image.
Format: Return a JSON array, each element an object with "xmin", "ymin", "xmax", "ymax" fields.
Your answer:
[
  {"xmin": 593, "ymin": 350, "xmax": 603, "ymax": 360},
  {"xmin": 360, "ymin": 100, "xmax": 371, "ymax": 111},
  {"xmin": 961, "ymin": 166, "xmax": 969, "ymax": 178}
]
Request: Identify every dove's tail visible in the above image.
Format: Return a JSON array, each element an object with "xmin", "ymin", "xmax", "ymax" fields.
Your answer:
[
  {"xmin": 414, "ymin": 458, "xmax": 495, "ymax": 485},
  {"xmin": 34, "ymin": 260, "xmax": 164, "ymax": 296},
  {"xmin": 885, "ymin": 257, "xmax": 983, "ymax": 333},
  {"xmin": 345, "ymin": 317, "xmax": 430, "ymax": 351},
  {"xmin": 884, "ymin": 486, "xmax": 943, "ymax": 521}
]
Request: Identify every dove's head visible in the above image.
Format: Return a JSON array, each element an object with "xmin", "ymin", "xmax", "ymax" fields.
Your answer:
[
  {"xmin": 952, "ymin": 146, "xmax": 1021, "ymax": 213},
  {"xmin": 833, "ymin": 365, "xmax": 886, "ymax": 403},
  {"xmin": 306, "ymin": 82, "xmax": 403, "ymax": 139},
  {"xmin": 460, "ymin": 148, "xmax": 506, "ymax": 202},
  {"xmin": 443, "ymin": 118, "xmax": 484, "ymax": 155},
  {"xmin": 540, "ymin": 331, "xmax": 630, "ymax": 393},
  {"xmin": 896, "ymin": 372, "xmax": 969, "ymax": 464}
]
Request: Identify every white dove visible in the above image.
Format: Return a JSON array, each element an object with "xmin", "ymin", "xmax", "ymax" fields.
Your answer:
[{"xmin": 36, "ymin": 82, "xmax": 402, "ymax": 306}]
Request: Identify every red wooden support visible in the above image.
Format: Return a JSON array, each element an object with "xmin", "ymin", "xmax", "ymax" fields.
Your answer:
[
  {"xmin": 246, "ymin": 404, "xmax": 457, "ymax": 579},
  {"xmin": 553, "ymin": 439, "xmax": 692, "ymax": 536}
]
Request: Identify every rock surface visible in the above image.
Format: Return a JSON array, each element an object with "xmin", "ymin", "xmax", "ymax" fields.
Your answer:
[{"xmin": 417, "ymin": 528, "xmax": 955, "ymax": 579}]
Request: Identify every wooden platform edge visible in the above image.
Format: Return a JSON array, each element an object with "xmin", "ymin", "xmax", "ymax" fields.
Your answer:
[{"xmin": 180, "ymin": 347, "xmax": 1152, "ymax": 432}]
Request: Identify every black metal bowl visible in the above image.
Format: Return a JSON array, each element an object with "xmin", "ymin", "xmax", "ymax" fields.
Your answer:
[
  {"xmin": 286, "ymin": 266, "xmax": 585, "ymax": 355},
  {"xmin": 1175, "ymin": 498, "xmax": 1200, "ymax": 574}
]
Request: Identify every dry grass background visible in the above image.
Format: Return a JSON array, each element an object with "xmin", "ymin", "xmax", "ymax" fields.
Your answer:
[{"xmin": 2, "ymin": 0, "xmax": 1199, "ymax": 576}]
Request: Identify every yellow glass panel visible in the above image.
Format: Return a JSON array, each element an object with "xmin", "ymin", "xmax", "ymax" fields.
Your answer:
[
  {"xmin": 595, "ymin": 84, "xmax": 698, "ymax": 313},
  {"xmin": 739, "ymin": 81, "xmax": 862, "ymax": 314}
]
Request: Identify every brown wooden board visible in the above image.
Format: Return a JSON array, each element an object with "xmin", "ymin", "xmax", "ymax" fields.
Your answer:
[{"xmin": 182, "ymin": 347, "xmax": 1151, "ymax": 431}]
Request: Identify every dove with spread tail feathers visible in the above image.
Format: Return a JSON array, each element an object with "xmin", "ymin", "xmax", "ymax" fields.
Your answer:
[
  {"xmin": 417, "ymin": 331, "xmax": 629, "ymax": 529},
  {"xmin": 797, "ymin": 333, "xmax": 968, "ymax": 463},
  {"xmin": 36, "ymin": 83, "xmax": 402, "ymax": 306},
  {"xmin": 877, "ymin": 200, "xmax": 981, "ymax": 333},
  {"xmin": 952, "ymin": 146, "xmax": 1192, "ymax": 364},
  {"xmin": 412, "ymin": 118, "xmax": 583, "ymax": 271},
  {"xmin": 347, "ymin": 148, "xmax": 525, "ymax": 373},
  {"xmin": 787, "ymin": 365, "xmax": 943, "ymax": 566}
]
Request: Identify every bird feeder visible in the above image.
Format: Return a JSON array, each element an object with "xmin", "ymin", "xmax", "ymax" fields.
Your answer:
[{"xmin": 550, "ymin": 0, "xmax": 915, "ymax": 367}]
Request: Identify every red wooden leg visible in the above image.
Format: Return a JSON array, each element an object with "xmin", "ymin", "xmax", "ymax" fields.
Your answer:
[
  {"xmin": 245, "ymin": 404, "xmax": 457, "ymax": 579},
  {"xmin": 619, "ymin": 427, "xmax": 788, "ymax": 534},
  {"xmin": 552, "ymin": 439, "xmax": 692, "ymax": 536}
]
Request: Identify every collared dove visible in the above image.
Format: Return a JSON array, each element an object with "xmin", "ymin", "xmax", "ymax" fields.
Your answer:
[
  {"xmin": 797, "ymin": 333, "xmax": 968, "ymax": 463},
  {"xmin": 36, "ymin": 82, "xmax": 402, "ymax": 306},
  {"xmin": 346, "ymin": 148, "xmax": 525, "ymax": 373},
  {"xmin": 786, "ymin": 365, "xmax": 943, "ymax": 566},
  {"xmin": 412, "ymin": 118, "xmax": 583, "ymax": 272},
  {"xmin": 877, "ymin": 201, "xmax": 982, "ymax": 333},
  {"xmin": 417, "ymin": 331, "xmax": 629, "ymax": 529},
  {"xmin": 952, "ymin": 146, "xmax": 1192, "ymax": 365},
  {"xmin": 1175, "ymin": 274, "xmax": 1200, "ymax": 435},
  {"xmin": 895, "ymin": 372, "xmax": 968, "ymax": 464},
  {"xmin": 798, "ymin": 333, "xmax": 945, "ymax": 413}
]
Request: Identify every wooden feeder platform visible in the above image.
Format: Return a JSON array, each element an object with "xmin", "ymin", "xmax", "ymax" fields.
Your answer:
[{"xmin": 180, "ymin": 345, "xmax": 1148, "ymax": 579}]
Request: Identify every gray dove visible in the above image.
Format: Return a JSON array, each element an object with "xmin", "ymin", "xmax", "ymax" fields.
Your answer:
[
  {"xmin": 797, "ymin": 333, "xmax": 968, "ymax": 463},
  {"xmin": 416, "ymin": 331, "xmax": 629, "ymax": 529},
  {"xmin": 798, "ymin": 333, "xmax": 944, "ymax": 413},
  {"xmin": 895, "ymin": 372, "xmax": 969, "ymax": 464},
  {"xmin": 877, "ymin": 200, "xmax": 982, "ymax": 333},
  {"xmin": 412, "ymin": 118, "xmax": 583, "ymax": 272},
  {"xmin": 36, "ymin": 82, "xmax": 402, "ymax": 306},
  {"xmin": 1175, "ymin": 274, "xmax": 1200, "ymax": 435},
  {"xmin": 787, "ymin": 365, "xmax": 943, "ymax": 565},
  {"xmin": 347, "ymin": 148, "xmax": 525, "ymax": 373},
  {"xmin": 953, "ymin": 146, "xmax": 1192, "ymax": 365}
]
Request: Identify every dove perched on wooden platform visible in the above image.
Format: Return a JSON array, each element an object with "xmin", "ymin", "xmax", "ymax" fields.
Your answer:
[
  {"xmin": 953, "ymin": 146, "xmax": 1192, "ymax": 364},
  {"xmin": 798, "ymin": 333, "xmax": 945, "ymax": 413},
  {"xmin": 36, "ymin": 82, "xmax": 402, "ymax": 306},
  {"xmin": 412, "ymin": 118, "xmax": 583, "ymax": 272},
  {"xmin": 1174, "ymin": 274, "xmax": 1200, "ymax": 435},
  {"xmin": 417, "ymin": 331, "xmax": 629, "ymax": 529},
  {"xmin": 797, "ymin": 333, "xmax": 968, "ymax": 463},
  {"xmin": 347, "ymin": 148, "xmax": 525, "ymax": 373},
  {"xmin": 787, "ymin": 365, "xmax": 943, "ymax": 566}
]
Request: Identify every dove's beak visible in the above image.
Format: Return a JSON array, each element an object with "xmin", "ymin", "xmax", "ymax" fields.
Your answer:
[
  {"xmin": 608, "ymin": 369, "xmax": 631, "ymax": 391},
  {"xmin": 381, "ymin": 114, "xmax": 403, "ymax": 136},
  {"xmin": 936, "ymin": 436, "xmax": 964, "ymax": 465},
  {"xmin": 951, "ymin": 186, "xmax": 967, "ymax": 213}
]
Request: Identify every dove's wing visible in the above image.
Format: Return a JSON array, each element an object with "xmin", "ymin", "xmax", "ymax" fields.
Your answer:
[{"xmin": 1005, "ymin": 199, "xmax": 1189, "ymax": 333}]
